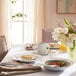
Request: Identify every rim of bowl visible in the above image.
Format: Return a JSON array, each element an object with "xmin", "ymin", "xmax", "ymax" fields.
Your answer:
[{"xmin": 43, "ymin": 58, "xmax": 73, "ymax": 68}]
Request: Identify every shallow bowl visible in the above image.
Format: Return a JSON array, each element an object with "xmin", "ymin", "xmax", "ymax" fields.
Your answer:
[{"xmin": 43, "ymin": 58, "xmax": 73, "ymax": 71}]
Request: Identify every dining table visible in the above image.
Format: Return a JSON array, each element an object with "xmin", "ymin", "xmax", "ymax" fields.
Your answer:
[{"xmin": 1, "ymin": 46, "xmax": 68, "ymax": 76}]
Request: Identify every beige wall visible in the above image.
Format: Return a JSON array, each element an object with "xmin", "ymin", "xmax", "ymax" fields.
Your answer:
[{"xmin": 45, "ymin": 0, "xmax": 76, "ymax": 29}]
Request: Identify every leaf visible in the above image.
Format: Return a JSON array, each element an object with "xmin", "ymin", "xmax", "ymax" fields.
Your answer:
[
  {"xmin": 11, "ymin": 0, "xmax": 16, "ymax": 4},
  {"xmin": 11, "ymin": 16, "xmax": 16, "ymax": 19},
  {"xmin": 68, "ymin": 27, "xmax": 74, "ymax": 33},
  {"xmin": 64, "ymin": 18, "xmax": 74, "ymax": 33},
  {"xmin": 64, "ymin": 18, "xmax": 70, "ymax": 27}
]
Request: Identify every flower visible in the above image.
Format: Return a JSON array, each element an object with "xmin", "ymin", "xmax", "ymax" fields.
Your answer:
[{"xmin": 52, "ymin": 19, "xmax": 76, "ymax": 48}]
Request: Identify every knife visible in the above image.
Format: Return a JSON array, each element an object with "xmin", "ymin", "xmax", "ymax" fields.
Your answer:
[{"xmin": 0, "ymin": 63, "xmax": 18, "ymax": 67}]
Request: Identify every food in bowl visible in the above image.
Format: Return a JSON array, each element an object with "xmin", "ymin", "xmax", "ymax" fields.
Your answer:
[
  {"xmin": 43, "ymin": 59, "xmax": 73, "ymax": 71},
  {"xmin": 46, "ymin": 60, "xmax": 70, "ymax": 67},
  {"xmin": 21, "ymin": 55, "xmax": 36, "ymax": 60},
  {"xmin": 49, "ymin": 43, "xmax": 59, "ymax": 49}
]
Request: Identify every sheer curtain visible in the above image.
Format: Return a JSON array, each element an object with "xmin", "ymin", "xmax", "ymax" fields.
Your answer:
[
  {"xmin": 34, "ymin": 0, "xmax": 46, "ymax": 43},
  {"xmin": 0, "ymin": 0, "xmax": 10, "ymax": 48}
]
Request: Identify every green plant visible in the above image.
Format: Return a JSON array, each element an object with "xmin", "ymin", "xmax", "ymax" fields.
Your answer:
[
  {"xmin": 11, "ymin": 13, "xmax": 26, "ymax": 19},
  {"xmin": 11, "ymin": 0, "xmax": 16, "ymax": 4},
  {"xmin": 10, "ymin": 0, "xmax": 27, "ymax": 19},
  {"xmin": 64, "ymin": 18, "xmax": 74, "ymax": 33}
]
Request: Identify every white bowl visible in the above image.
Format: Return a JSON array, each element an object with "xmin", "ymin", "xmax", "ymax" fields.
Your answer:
[{"xmin": 43, "ymin": 58, "xmax": 73, "ymax": 71}]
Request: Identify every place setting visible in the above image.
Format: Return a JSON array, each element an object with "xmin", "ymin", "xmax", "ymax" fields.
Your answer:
[
  {"xmin": 12, "ymin": 54, "xmax": 41, "ymax": 63},
  {"xmin": 0, "ymin": 53, "xmax": 42, "ymax": 75}
]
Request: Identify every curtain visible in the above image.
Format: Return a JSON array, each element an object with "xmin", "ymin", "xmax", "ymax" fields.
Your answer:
[
  {"xmin": 0, "ymin": 0, "xmax": 11, "ymax": 48},
  {"xmin": 34, "ymin": 0, "xmax": 46, "ymax": 43}
]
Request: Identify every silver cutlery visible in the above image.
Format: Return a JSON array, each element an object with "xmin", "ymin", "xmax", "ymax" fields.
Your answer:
[{"xmin": 0, "ymin": 63, "xmax": 18, "ymax": 67}]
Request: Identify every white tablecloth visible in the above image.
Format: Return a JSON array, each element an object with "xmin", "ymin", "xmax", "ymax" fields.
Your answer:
[
  {"xmin": 59, "ymin": 63, "xmax": 76, "ymax": 76},
  {"xmin": 1, "ymin": 47, "xmax": 68, "ymax": 76}
]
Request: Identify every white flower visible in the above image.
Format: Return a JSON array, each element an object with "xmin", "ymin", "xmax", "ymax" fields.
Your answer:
[
  {"xmin": 69, "ymin": 34, "xmax": 76, "ymax": 40},
  {"xmin": 65, "ymin": 37, "xmax": 73, "ymax": 47},
  {"xmin": 52, "ymin": 28, "xmax": 68, "ymax": 41},
  {"xmin": 53, "ymin": 28, "xmax": 68, "ymax": 34},
  {"xmin": 52, "ymin": 27, "xmax": 76, "ymax": 47}
]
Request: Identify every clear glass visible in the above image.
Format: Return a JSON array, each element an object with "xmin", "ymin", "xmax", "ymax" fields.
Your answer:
[{"xmin": 68, "ymin": 40, "xmax": 76, "ymax": 62}]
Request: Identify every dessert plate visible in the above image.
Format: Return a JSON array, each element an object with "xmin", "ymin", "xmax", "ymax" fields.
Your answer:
[{"xmin": 12, "ymin": 54, "xmax": 39, "ymax": 63}]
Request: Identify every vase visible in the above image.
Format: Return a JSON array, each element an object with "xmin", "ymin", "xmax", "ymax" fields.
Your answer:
[{"xmin": 68, "ymin": 40, "xmax": 76, "ymax": 62}]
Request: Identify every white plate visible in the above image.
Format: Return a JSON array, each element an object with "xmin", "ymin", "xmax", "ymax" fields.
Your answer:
[
  {"xmin": 12, "ymin": 54, "xmax": 39, "ymax": 63},
  {"xmin": 43, "ymin": 58, "xmax": 73, "ymax": 71}
]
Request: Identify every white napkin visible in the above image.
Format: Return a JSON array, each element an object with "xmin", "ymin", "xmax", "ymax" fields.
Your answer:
[{"xmin": 59, "ymin": 63, "xmax": 76, "ymax": 76}]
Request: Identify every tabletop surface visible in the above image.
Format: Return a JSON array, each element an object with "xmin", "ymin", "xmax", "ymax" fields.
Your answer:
[{"xmin": 1, "ymin": 47, "xmax": 67, "ymax": 76}]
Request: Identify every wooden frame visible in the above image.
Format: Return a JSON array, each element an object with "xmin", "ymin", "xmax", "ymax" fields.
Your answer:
[{"xmin": 56, "ymin": 0, "xmax": 76, "ymax": 14}]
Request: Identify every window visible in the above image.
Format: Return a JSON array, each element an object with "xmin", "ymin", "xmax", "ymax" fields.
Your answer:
[{"xmin": 10, "ymin": 0, "xmax": 34, "ymax": 46}]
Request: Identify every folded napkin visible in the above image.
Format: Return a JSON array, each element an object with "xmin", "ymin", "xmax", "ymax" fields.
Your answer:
[
  {"xmin": 59, "ymin": 63, "xmax": 76, "ymax": 76},
  {"xmin": 0, "ymin": 64, "xmax": 41, "ymax": 71},
  {"xmin": 0, "ymin": 70, "xmax": 41, "ymax": 76},
  {"xmin": 0, "ymin": 63, "xmax": 41, "ymax": 75}
]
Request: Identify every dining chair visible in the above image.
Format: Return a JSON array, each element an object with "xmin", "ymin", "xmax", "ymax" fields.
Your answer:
[
  {"xmin": 0, "ymin": 36, "xmax": 8, "ymax": 62},
  {"xmin": 42, "ymin": 29, "xmax": 57, "ymax": 43}
]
